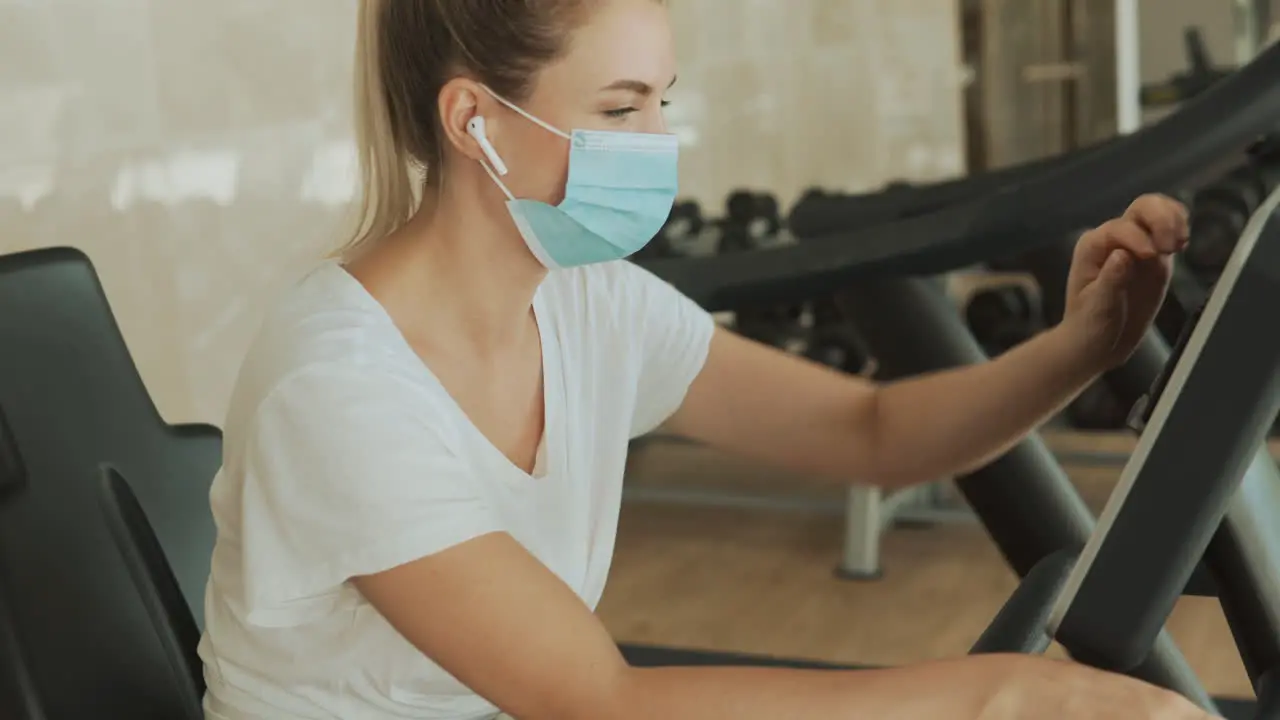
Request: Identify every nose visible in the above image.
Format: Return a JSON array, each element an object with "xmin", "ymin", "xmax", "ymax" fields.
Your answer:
[{"xmin": 646, "ymin": 106, "xmax": 669, "ymax": 134}]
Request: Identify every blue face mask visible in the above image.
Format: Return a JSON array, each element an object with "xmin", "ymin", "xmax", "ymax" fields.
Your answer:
[{"xmin": 478, "ymin": 88, "xmax": 680, "ymax": 270}]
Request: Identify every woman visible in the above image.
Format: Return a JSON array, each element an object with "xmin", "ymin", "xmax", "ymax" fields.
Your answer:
[{"xmin": 197, "ymin": 0, "xmax": 1216, "ymax": 718}]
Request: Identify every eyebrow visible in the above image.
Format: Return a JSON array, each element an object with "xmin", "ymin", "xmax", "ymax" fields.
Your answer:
[{"xmin": 599, "ymin": 76, "xmax": 678, "ymax": 95}]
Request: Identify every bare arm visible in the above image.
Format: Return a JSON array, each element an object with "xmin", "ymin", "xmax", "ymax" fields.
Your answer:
[
  {"xmin": 861, "ymin": 323, "xmax": 1096, "ymax": 486},
  {"xmin": 666, "ymin": 196, "xmax": 1190, "ymax": 491},
  {"xmin": 618, "ymin": 656, "xmax": 1041, "ymax": 720},
  {"xmin": 666, "ymin": 325, "xmax": 1095, "ymax": 490},
  {"xmin": 352, "ymin": 532, "xmax": 1052, "ymax": 720}
]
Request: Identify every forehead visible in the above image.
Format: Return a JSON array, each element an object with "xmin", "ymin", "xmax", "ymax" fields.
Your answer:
[{"xmin": 541, "ymin": 0, "xmax": 675, "ymax": 91}]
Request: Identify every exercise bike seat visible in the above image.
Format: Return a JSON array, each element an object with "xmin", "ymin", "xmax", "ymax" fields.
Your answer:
[{"xmin": 0, "ymin": 246, "xmax": 223, "ymax": 720}]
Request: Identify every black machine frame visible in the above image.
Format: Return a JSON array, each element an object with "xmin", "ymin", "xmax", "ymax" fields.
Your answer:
[
  {"xmin": 955, "ymin": 188, "xmax": 1280, "ymax": 720},
  {"xmin": 835, "ymin": 205, "xmax": 1280, "ymax": 714},
  {"xmin": 1042, "ymin": 188, "xmax": 1280, "ymax": 691},
  {"xmin": 1017, "ymin": 210, "xmax": 1280, "ymax": 694}
]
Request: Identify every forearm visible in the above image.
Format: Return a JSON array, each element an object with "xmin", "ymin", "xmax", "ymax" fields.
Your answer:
[
  {"xmin": 609, "ymin": 654, "xmax": 1030, "ymax": 720},
  {"xmin": 869, "ymin": 325, "xmax": 1101, "ymax": 489}
]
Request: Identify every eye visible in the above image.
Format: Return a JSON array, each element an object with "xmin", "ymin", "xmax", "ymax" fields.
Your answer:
[{"xmin": 604, "ymin": 99, "xmax": 670, "ymax": 119}]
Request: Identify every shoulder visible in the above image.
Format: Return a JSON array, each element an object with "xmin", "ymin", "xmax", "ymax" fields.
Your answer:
[
  {"xmin": 224, "ymin": 262, "xmax": 445, "ymax": 435},
  {"xmin": 548, "ymin": 259, "xmax": 669, "ymax": 297},
  {"xmin": 538, "ymin": 260, "xmax": 695, "ymax": 330}
]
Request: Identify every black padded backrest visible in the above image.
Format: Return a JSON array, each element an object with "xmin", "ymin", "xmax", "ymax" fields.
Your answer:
[{"xmin": 0, "ymin": 247, "xmax": 223, "ymax": 719}]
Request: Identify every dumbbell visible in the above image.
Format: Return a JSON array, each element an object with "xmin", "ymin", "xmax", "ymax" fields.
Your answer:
[
  {"xmin": 750, "ymin": 193, "xmax": 782, "ymax": 241},
  {"xmin": 789, "ymin": 181, "xmax": 922, "ymax": 238},
  {"xmin": 1184, "ymin": 167, "xmax": 1268, "ymax": 279},
  {"xmin": 720, "ymin": 190, "xmax": 802, "ymax": 347},
  {"xmin": 733, "ymin": 302, "xmax": 807, "ymax": 351},
  {"xmin": 804, "ymin": 297, "xmax": 874, "ymax": 375},
  {"xmin": 798, "ymin": 187, "xmax": 828, "ymax": 204},
  {"xmin": 659, "ymin": 200, "xmax": 704, "ymax": 251},
  {"xmin": 634, "ymin": 200, "xmax": 704, "ymax": 261},
  {"xmin": 1066, "ymin": 381, "xmax": 1130, "ymax": 431},
  {"xmin": 631, "ymin": 234, "xmax": 674, "ymax": 261},
  {"xmin": 718, "ymin": 190, "xmax": 758, "ymax": 253},
  {"xmin": 963, "ymin": 285, "xmax": 1040, "ymax": 358},
  {"xmin": 720, "ymin": 190, "xmax": 782, "ymax": 253}
]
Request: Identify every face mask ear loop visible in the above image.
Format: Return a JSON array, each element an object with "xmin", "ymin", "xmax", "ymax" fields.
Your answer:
[
  {"xmin": 479, "ymin": 157, "xmax": 516, "ymax": 201},
  {"xmin": 479, "ymin": 85, "xmax": 572, "ymax": 140}
]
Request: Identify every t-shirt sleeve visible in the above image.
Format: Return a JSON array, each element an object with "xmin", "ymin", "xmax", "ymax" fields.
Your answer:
[
  {"xmin": 234, "ymin": 363, "xmax": 502, "ymax": 627},
  {"xmin": 619, "ymin": 262, "xmax": 717, "ymax": 438}
]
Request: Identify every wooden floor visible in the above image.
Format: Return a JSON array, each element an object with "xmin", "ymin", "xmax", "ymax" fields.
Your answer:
[{"xmin": 597, "ymin": 433, "xmax": 1256, "ymax": 699}]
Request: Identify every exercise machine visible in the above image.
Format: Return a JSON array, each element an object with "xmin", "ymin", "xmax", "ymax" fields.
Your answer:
[
  {"xmin": 639, "ymin": 38, "xmax": 1280, "ymax": 581},
  {"xmin": 787, "ymin": 136, "xmax": 1122, "ymax": 240},
  {"xmin": 1013, "ymin": 135, "xmax": 1280, "ymax": 455},
  {"xmin": 624, "ymin": 157, "xmax": 1280, "ymax": 720},
  {"xmin": 976, "ymin": 180, "xmax": 1280, "ymax": 718}
]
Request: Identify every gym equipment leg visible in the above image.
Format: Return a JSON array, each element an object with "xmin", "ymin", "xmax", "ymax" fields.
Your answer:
[
  {"xmin": 836, "ymin": 485, "xmax": 885, "ymax": 580},
  {"xmin": 836, "ymin": 481, "xmax": 975, "ymax": 581}
]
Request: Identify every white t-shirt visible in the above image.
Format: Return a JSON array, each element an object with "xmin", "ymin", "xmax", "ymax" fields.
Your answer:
[{"xmin": 197, "ymin": 259, "xmax": 715, "ymax": 719}]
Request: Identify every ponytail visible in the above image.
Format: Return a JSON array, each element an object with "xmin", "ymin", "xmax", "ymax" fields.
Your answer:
[
  {"xmin": 335, "ymin": 0, "xmax": 599, "ymax": 256},
  {"xmin": 338, "ymin": 0, "xmax": 421, "ymax": 257}
]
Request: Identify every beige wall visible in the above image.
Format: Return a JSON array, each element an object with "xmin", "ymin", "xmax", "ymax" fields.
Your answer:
[
  {"xmin": 0, "ymin": 0, "xmax": 967, "ymax": 426},
  {"xmin": 668, "ymin": 0, "xmax": 967, "ymax": 209}
]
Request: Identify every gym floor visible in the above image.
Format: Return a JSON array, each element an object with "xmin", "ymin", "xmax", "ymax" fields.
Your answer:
[{"xmin": 600, "ymin": 432, "xmax": 1255, "ymax": 699}]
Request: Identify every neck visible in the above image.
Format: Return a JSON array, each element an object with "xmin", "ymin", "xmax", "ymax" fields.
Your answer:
[{"xmin": 351, "ymin": 180, "xmax": 548, "ymax": 356}]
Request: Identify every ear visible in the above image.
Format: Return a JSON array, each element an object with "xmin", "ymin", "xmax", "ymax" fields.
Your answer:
[{"xmin": 438, "ymin": 78, "xmax": 502, "ymax": 164}]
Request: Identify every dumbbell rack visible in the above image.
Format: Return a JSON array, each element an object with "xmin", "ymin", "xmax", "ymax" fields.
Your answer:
[
  {"xmin": 836, "ymin": 479, "xmax": 975, "ymax": 580},
  {"xmin": 623, "ymin": 430, "xmax": 975, "ymax": 583}
]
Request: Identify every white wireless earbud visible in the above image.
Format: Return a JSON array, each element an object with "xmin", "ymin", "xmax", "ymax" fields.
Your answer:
[{"xmin": 466, "ymin": 117, "xmax": 508, "ymax": 176}]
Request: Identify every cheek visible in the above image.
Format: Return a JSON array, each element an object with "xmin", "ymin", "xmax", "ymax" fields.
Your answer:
[
  {"xmin": 541, "ymin": 149, "xmax": 571, "ymax": 206},
  {"xmin": 502, "ymin": 126, "xmax": 570, "ymax": 205}
]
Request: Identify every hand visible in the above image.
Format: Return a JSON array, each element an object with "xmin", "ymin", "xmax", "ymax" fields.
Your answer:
[
  {"xmin": 1060, "ymin": 194, "xmax": 1190, "ymax": 370},
  {"xmin": 989, "ymin": 656, "xmax": 1221, "ymax": 719},
  {"xmin": 1056, "ymin": 666, "xmax": 1221, "ymax": 720}
]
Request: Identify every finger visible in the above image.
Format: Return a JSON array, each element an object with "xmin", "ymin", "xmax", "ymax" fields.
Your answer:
[
  {"xmin": 1172, "ymin": 197, "xmax": 1191, "ymax": 240},
  {"xmin": 1088, "ymin": 218, "xmax": 1160, "ymax": 262},
  {"xmin": 1123, "ymin": 194, "xmax": 1185, "ymax": 249},
  {"xmin": 1169, "ymin": 196, "xmax": 1191, "ymax": 247},
  {"xmin": 1154, "ymin": 195, "xmax": 1191, "ymax": 247},
  {"xmin": 1127, "ymin": 202, "xmax": 1183, "ymax": 253},
  {"xmin": 1124, "ymin": 194, "xmax": 1189, "ymax": 251},
  {"xmin": 1124, "ymin": 193, "xmax": 1180, "ymax": 224},
  {"xmin": 1098, "ymin": 248, "xmax": 1131, "ymax": 286}
]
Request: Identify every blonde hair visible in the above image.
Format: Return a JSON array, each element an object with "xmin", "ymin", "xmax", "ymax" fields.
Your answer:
[
  {"xmin": 338, "ymin": 0, "xmax": 593, "ymax": 256},
  {"xmin": 343, "ymin": 0, "xmax": 419, "ymax": 255}
]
